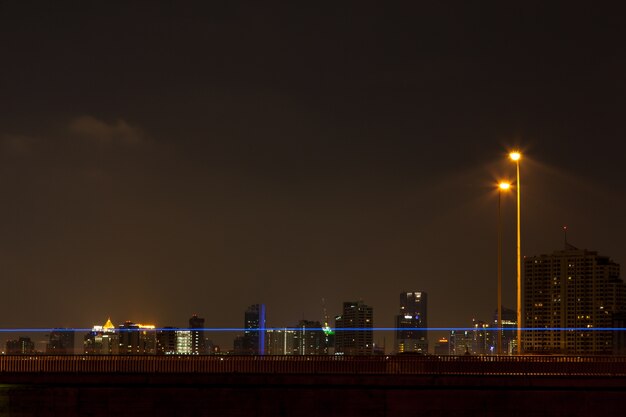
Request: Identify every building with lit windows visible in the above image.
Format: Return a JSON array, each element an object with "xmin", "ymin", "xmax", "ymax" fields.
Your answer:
[
  {"xmin": 234, "ymin": 304, "xmax": 267, "ymax": 355},
  {"xmin": 156, "ymin": 327, "xmax": 177, "ymax": 355},
  {"xmin": 470, "ymin": 319, "xmax": 494, "ymax": 355},
  {"xmin": 176, "ymin": 330, "xmax": 192, "ymax": 354},
  {"xmin": 493, "ymin": 306, "xmax": 516, "ymax": 354},
  {"xmin": 394, "ymin": 292, "xmax": 428, "ymax": 353},
  {"xmin": 335, "ymin": 301, "xmax": 373, "ymax": 355},
  {"xmin": 189, "ymin": 314, "xmax": 206, "ymax": 354},
  {"xmin": 118, "ymin": 321, "xmax": 157, "ymax": 354},
  {"xmin": 293, "ymin": 320, "xmax": 326, "ymax": 355},
  {"xmin": 447, "ymin": 319, "xmax": 494, "ymax": 355},
  {"xmin": 84, "ymin": 318, "xmax": 119, "ymax": 354},
  {"xmin": 523, "ymin": 243, "xmax": 626, "ymax": 355},
  {"xmin": 265, "ymin": 328, "xmax": 296, "ymax": 355},
  {"xmin": 449, "ymin": 329, "xmax": 474, "ymax": 355}
]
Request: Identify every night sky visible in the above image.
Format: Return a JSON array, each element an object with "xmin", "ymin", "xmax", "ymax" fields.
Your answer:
[{"xmin": 1, "ymin": 2, "xmax": 625, "ymax": 349}]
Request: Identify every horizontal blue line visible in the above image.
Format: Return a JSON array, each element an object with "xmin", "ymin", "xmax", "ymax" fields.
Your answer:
[{"xmin": 0, "ymin": 328, "xmax": 625, "ymax": 332}]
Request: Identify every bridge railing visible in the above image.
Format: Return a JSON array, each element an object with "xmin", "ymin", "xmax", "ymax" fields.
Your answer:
[{"xmin": 2, "ymin": 355, "xmax": 626, "ymax": 375}]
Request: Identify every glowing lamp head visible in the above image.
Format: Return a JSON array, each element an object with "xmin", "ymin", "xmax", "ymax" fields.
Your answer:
[
  {"xmin": 498, "ymin": 182, "xmax": 511, "ymax": 190},
  {"xmin": 509, "ymin": 152, "xmax": 521, "ymax": 161}
]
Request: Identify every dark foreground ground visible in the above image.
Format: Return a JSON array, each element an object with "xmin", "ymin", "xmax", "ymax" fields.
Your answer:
[{"xmin": 1, "ymin": 373, "xmax": 625, "ymax": 417}]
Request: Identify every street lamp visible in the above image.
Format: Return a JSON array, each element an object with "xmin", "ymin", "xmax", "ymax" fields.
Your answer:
[
  {"xmin": 509, "ymin": 151, "xmax": 522, "ymax": 354},
  {"xmin": 497, "ymin": 181, "xmax": 511, "ymax": 354}
]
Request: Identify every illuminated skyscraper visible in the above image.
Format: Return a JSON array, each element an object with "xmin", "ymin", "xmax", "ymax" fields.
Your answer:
[
  {"xmin": 524, "ymin": 244, "xmax": 626, "ymax": 354},
  {"xmin": 335, "ymin": 301, "xmax": 373, "ymax": 355},
  {"xmin": 394, "ymin": 291, "xmax": 428, "ymax": 353},
  {"xmin": 84, "ymin": 318, "xmax": 119, "ymax": 354}
]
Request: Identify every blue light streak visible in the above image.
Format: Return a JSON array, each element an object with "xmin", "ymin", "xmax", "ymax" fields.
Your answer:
[{"xmin": 1, "ymin": 327, "xmax": 626, "ymax": 332}]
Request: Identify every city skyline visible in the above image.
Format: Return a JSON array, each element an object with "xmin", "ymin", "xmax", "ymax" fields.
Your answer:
[
  {"xmin": 0, "ymin": 237, "xmax": 622, "ymax": 331},
  {"xmin": 1, "ymin": 3, "xmax": 625, "ymax": 352},
  {"xmin": 2, "ymin": 3, "xmax": 626, "ymax": 415},
  {"xmin": 2, "ymin": 237, "xmax": 625, "ymax": 357}
]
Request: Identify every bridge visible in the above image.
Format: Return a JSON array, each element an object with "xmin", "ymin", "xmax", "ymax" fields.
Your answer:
[
  {"xmin": 1, "ymin": 354, "xmax": 626, "ymax": 375},
  {"xmin": 1, "ymin": 355, "xmax": 625, "ymax": 416}
]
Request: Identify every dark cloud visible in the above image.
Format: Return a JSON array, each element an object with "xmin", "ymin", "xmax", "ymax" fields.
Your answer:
[{"xmin": 68, "ymin": 116, "xmax": 144, "ymax": 146}]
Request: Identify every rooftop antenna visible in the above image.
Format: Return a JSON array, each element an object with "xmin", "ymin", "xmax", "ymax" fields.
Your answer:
[{"xmin": 563, "ymin": 225, "xmax": 568, "ymax": 249}]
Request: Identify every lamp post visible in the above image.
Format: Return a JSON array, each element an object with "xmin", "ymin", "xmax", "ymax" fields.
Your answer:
[
  {"xmin": 509, "ymin": 151, "xmax": 522, "ymax": 354},
  {"xmin": 497, "ymin": 182, "xmax": 511, "ymax": 355}
]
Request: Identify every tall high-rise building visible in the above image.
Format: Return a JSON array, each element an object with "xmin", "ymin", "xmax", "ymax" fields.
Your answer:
[
  {"xmin": 46, "ymin": 329, "xmax": 75, "ymax": 355},
  {"xmin": 235, "ymin": 304, "xmax": 267, "ymax": 355},
  {"xmin": 246, "ymin": 304, "xmax": 266, "ymax": 355},
  {"xmin": 189, "ymin": 314, "xmax": 206, "ymax": 355},
  {"xmin": 394, "ymin": 291, "xmax": 428, "ymax": 353},
  {"xmin": 335, "ymin": 301, "xmax": 373, "ymax": 355},
  {"xmin": 293, "ymin": 320, "xmax": 326, "ymax": 355},
  {"xmin": 524, "ymin": 244, "xmax": 626, "ymax": 354}
]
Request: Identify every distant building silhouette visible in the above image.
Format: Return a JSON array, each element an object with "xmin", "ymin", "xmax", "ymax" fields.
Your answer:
[
  {"xmin": 265, "ymin": 328, "xmax": 296, "ymax": 355},
  {"xmin": 189, "ymin": 314, "xmax": 206, "ymax": 354},
  {"xmin": 118, "ymin": 321, "xmax": 157, "ymax": 354},
  {"xmin": 394, "ymin": 291, "xmax": 428, "ymax": 353},
  {"xmin": 155, "ymin": 326, "xmax": 200, "ymax": 355},
  {"xmin": 470, "ymin": 319, "xmax": 494, "ymax": 355},
  {"xmin": 434, "ymin": 337, "xmax": 450, "ymax": 355},
  {"xmin": 6, "ymin": 337, "xmax": 35, "ymax": 354},
  {"xmin": 84, "ymin": 318, "xmax": 119, "ymax": 354},
  {"xmin": 293, "ymin": 320, "xmax": 326, "ymax": 355},
  {"xmin": 449, "ymin": 329, "xmax": 474, "ymax": 355},
  {"xmin": 234, "ymin": 304, "xmax": 266, "ymax": 355},
  {"xmin": 524, "ymin": 243, "xmax": 626, "ymax": 354},
  {"xmin": 46, "ymin": 329, "xmax": 75, "ymax": 355},
  {"xmin": 447, "ymin": 319, "xmax": 494, "ymax": 355},
  {"xmin": 156, "ymin": 327, "xmax": 177, "ymax": 355},
  {"xmin": 335, "ymin": 301, "xmax": 373, "ymax": 355},
  {"xmin": 493, "ymin": 306, "xmax": 516, "ymax": 354},
  {"xmin": 613, "ymin": 312, "xmax": 626, "ymax": 355}
]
